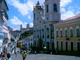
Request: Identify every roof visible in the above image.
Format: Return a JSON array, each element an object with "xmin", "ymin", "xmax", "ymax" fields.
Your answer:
[{"xmin": 60, "ymin": 14, "xmax": 80, "ymax": 22}]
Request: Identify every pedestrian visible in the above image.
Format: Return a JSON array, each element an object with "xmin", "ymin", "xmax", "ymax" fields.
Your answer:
[
  {"xmin": 14, "ymin": 51, "xmax": 17, "ymax": 57},
  {"xmin": 22, "ymin": 51, "xmax": 26, "ymax": 60},
  {"xmin": 34, "ymin": 51, "xmax": 36, "ymax": 55},
  {"xmin": 7, "ymin": 53, "xmax": 12, "ymax": 60},
  {"xmin": 1, "ymin": 52, "xmax": 5, "ymax": 60}
]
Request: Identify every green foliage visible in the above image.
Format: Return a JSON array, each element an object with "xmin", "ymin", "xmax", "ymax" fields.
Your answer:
[
  {"xmin": 11, "ymin": 39, "xmax": 14, "ymax": 42},
  {"xmin": 31, "ymin": 39, "xmax": 44, "ymax": 53},
  {"xmin": 19, "ymin": 30, "xmax": 33, "ymax": 40},
  {"xmin": 38, "ymin": 39, "xmax": 43, "ymax": 51}
]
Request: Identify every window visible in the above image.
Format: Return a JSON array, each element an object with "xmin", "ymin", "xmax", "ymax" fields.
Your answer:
[
  {"xmin": 71, "ymin": 42, "xmax": 73, "ymax": 51},
  {"xmin": 70, "ymin": 29, "xmax": 73, "ymax": 37},
  {"xmin": 65, "ymin": 30, "xmax": 68, "ymax": 37},
  {"xmin": 31, "ymin": 43, "xmax": 32, "ymax": 46},
  {"xmin": 54, "ymin": 4, "xmax": 57, "ymax": 12},
  {"xmin": 47, "ymin": 17, "xmax": 49, "ymax": 20},
  {"xmin": 34, "ymin": 13, "xmax": 35, "ymax": 19},
  {"xmin": 37, "ymin": 35, "xmax": 39, "ymax": 38},
  {"xmin": 65, "ymin": 42, "xmax": 68, "ymax": 51},
  {"xmin": 77, "ymin": 42, "xmax": 80, "ymax": 51},
  {"xmin": 46, "ymin": 4, "xmax": 49, "ymax": 13},
  {"xmin": 57, "ymin": 41, "xmax": 58, "ymax": 50},
  {"xmin": 76, "ymin": 29, "xmax": 80, "ymax": 37},
  {"xmin": 60, "ymin": 30, "xmax": 63, "ymax": 37},
  {"xmin": 47, "ymin": 35, "xmax": 49, "ymax": 38},
  {"xmin": 61, "ymin": 41, "xmax": 63, "ymax": 50},
  {"xmin": 56, "ymin": 31, "xmax": 58, "ymax": 37}
]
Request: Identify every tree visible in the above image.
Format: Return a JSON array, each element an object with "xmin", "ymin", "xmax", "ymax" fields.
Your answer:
[{"xmin": 37, "ymin": 39, "xmax": 43, "ymax": 52}]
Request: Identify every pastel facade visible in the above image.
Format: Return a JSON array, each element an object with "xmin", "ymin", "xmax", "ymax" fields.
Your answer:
[
  {"xmin": 33, "ymin": 0, "xmax": 80, "ymax": 52},
  {"xmin": 33, "ymin": 0, "xmax": 60, "ymax": 51},
  {"xmin": 0, "ymin": 0, "xmax": 10, "ymax": 53},
  {"xmin": 22, "ymin": 35, "xmax": 34, "ymax": 50},
  {"xmin": 54, "ymin": 15, "xmax": 80, "ymax": 51}
]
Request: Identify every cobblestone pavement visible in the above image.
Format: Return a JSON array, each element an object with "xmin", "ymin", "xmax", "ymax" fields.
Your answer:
[
  {"xmin": 0, "ymin": 53, "xmax": 80, "ymax": 60},
  {"xmin": 26, "ymin": 54, "xmax": 80, "ymax": 60}
]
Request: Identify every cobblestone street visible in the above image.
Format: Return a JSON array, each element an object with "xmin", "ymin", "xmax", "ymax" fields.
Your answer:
[{"xmin": 10, "ymin": 53, "xmax": 80, "ymax": 60}]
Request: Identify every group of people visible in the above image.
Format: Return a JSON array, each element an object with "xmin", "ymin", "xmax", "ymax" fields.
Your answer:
[
  {"xmin": 0, "ymin": 53, "xmax": 12, "ymax": 60},
  {"xmin": 0, "ymin": 51, "xmax": 27, "ymax": 60}
]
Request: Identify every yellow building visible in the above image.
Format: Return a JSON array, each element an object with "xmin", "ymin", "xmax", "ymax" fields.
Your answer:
[{"xmin": 54, "ymin": 14, "xmax": 80, "ymax": 51}]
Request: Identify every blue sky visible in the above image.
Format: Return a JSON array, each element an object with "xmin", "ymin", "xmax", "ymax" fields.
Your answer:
[{"xmin": 6, "ymin": 0, "xmax": 80, "ymax": 30}]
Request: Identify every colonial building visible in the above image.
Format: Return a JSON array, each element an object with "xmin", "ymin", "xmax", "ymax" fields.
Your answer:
[
  {"xmin": 54, "ymin": 14, "xmax": 80, "ymax": 51},
  {"xmin": 20, "ymin": 24, "xmax": 30, "ymax": 32},
  {"xmin": 33, "ymin": 0, "xmax": 80, "ymax": 53},
  {"xmin": 22, "ymin": 35, "xmax": 34, "ymax": 51},
  {"xmin": 33, "ymin": 0, "xmax": 60, "ymax": 52},
  {"xmin": 0, "ymin": 0, "xmax": 10, "ymax": 53}
]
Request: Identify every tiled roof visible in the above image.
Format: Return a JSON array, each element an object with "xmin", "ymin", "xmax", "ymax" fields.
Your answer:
[{"xmin": 60, "ymin": 14, "xmax": 80, "ymax": 22}]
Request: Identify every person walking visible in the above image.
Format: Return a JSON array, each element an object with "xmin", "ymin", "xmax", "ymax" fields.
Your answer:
[
  {"xmin": 1, "ymin": 52, "xmax": 5, "ymax": 60},
  {"xmin": 14, "ymin": 51, "xmax": 17, "ymax": 57},
  {"xmin": 7, "ymin": 53, "xmax": 12, "ymax": 60},
  {"xmin": 22, "ymin": 51, "xmax": 26, "ymax": 60}
]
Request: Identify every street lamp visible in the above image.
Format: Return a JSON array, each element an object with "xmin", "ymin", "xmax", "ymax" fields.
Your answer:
[
  {"xmin": 44, "ymin": 46, "xmax": 46, "ymax": 49},
  {"xmin": 44, "ymin": 46, "xmax": 46, "ymax": 53}
]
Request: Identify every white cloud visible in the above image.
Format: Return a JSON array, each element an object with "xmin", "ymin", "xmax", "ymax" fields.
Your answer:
[
  {"xmin": 10, "ymin": 16, "xmax": 33, "ymax": 30},
  {"xmin": 61, "ymin": 0, "xmax": 72, "ymax": 7},
  {"xmin": 61, "ymin": 11, "xmax": 75, "ymax": 20},
  {"xmin": 22, "ymin": 22, "xmax": 27, "ymax": 28},
  {"xmin": 60, "ymin": 0, "xmax": 75, "ymax": 20},
  {"xmin": 10, "ymin": 16, "xmax": 23, "ymax": 25},
  {"xmin": 28, "ymin": 15, "xmax": 32, "ymax": 20},
  {"xmin": 10, "ymin": 16, "xmax": 28, "ymax": 27},
  {"xmin": 30, "ymin": 23, "xmax": 33, "ymax": 27},
  {"xmin": 7, "ymin": 0, "xmax": 45, "ymax": 16},
  {"xmin": 7, "ymin": 0, "xmax": 34, "ymax": 16},
  {"xmin": 61, "ymin": 8, "xmax": 66, "ymax": 13},
  {"xmin": 7, "ymin": 0, "xmax": 78, "ymax": 28}
]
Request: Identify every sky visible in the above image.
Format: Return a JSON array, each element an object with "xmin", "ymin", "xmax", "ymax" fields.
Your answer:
[{"xmin": 6, "ymin": 0, "xmax": 80, "ymax": 30}]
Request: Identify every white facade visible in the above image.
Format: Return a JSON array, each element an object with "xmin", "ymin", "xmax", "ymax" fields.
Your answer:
[
  {"xmin": 22, "ymin": 35, "xmax": 34, "ymax": 50},
  {"xmin": 33, "ymin": 0, "xmax": 60, "ymax": 52},
  {"xmin": 0, "ymin": 0, "xmax": 11, "ymax": 53}
]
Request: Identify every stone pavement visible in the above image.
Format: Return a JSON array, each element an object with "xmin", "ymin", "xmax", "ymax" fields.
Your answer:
[
  {"xmin": 11, "ymin": 53, "xmax": 80, "ymax": 60},
  {"xmin": 0, "ymin": 53, "xmax": 80, "ymax": 60}
]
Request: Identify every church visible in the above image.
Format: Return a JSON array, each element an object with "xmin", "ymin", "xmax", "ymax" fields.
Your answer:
[{"xmin": 33, "ymin": 0, "xmax": 80, "ymax": 53}]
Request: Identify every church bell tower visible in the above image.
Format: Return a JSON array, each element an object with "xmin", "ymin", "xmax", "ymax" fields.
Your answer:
[{"xmin": 44, "ymin": 0, "xmax": 61, "ymax": 22}]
